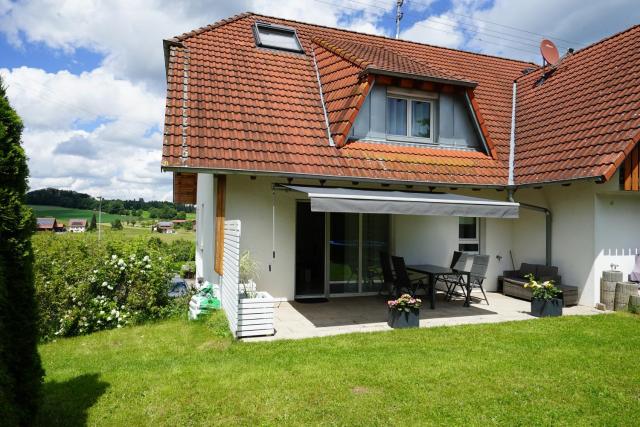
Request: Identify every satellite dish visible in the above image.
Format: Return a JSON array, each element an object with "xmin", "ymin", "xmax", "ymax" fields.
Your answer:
[{"xmin": 540, "ymin": 39, "xmax": 560, "ymax": 66}]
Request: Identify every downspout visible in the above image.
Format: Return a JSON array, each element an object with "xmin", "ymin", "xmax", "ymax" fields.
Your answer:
[
  {"xmin": 312, "ymin": 49, "xmax": 335, "ymax": 147},
  {"xmin": 507, "ymin": 80, "xmax": 551, "ymax": 266},
  {"xmin": 508, "ymin": 80, "xmax": 517, "ymax": 186},
  {"xmin": 508, "ymin": 190, "xmax": 552, "ymax": 267}
]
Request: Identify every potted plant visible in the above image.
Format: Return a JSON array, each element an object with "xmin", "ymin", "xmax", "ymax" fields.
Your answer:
[
  {"xmin": 524, "ymin": 274, "xmax": 563, "ymax": 317},
  {"xmin": 237, "ymin": 251, "xmax": 275, "ymax": 337},
  {"xmin": 387, "ymin": 294, "xmax": 422, "ymax": 328}
]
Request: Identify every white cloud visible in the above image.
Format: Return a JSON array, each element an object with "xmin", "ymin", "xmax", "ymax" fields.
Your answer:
[
  {"xmin": 401, "ymin": 13, "xmax": 464, "ymax": 48},
  {"xmin": 455, "ymin": 0, "xmax": 640, "ymax": 62},
  {"xmin": 1, "ymin": 66, "xmax": 166, "ymax": 199}
]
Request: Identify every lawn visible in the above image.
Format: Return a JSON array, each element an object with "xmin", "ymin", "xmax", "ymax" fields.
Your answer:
[
  {"xmin": 29, "ymin": 205, "xmax": 132, "ymax": 223},
  {"xmin": 37, "ymin": 313, "xmax": 640, "ymax": 426}
]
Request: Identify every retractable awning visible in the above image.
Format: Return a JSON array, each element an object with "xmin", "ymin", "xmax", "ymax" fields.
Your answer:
[{"xmin": 284, "ymin": 185, "xmax": 519, "ymax": 218}]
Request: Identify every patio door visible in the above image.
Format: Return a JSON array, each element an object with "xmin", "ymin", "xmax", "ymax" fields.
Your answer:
[
  {"xmin": 295, "ymin": 202, "xmax": 391, "ymax": 298},
  {"xmin": 295, "ymin": 202, "xmax": 325, "ymax": 298},
  {"xmin": 329, "ymin": 213, "xmax": 390, "ymax": 296}
]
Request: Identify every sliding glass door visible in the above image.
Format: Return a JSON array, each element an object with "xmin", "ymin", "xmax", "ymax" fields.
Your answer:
[
  {"xmin": 329, "ymin": 213, "xmax": 360, "ymax": 294},
  {"xmin": 295, "ymin": 202, "xmax": 391, "ymax": 298},
  {"xmin": 362, "ymin": 214, "xmax": 391, "ymax": 293}
]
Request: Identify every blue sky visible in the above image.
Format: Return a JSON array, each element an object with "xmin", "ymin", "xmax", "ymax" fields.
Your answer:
[{"xmin": 0, "ymin": 0, "xmax": 637, "ymax": 200}]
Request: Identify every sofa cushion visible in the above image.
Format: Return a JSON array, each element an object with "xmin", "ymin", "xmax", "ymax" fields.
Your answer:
[
  {"xmin": 536, "ymin": 265, "xmax": 559, "ymax": 279},
  {"xmin": 519, "ymin": 263, "xmax": 537, "ymax": 278}
]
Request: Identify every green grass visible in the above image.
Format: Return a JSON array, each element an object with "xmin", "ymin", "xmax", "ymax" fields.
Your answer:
[
  {"xmin": 29, "ymin": 205, "xmax": 131, "ymax": 223},
  {"xmin": 37, "ymin": 313, "xmax": 640, "ymax": 426}
]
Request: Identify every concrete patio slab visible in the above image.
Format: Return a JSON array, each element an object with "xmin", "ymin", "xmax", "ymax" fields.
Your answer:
[{"xmin": 243, "ymin": 292, "xmax": 603, "ymax": 342}]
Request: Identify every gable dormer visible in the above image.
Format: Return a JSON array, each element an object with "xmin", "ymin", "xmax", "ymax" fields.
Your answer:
[
  {"xmin": 351, "ymin": 79, "xmax": 485, "ymax": 151},
  {"xmin": 312, "ymin": 37, "xmax": 493, "ymax": 155}
]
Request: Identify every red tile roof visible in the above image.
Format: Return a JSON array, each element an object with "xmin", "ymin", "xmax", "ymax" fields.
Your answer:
[
  {"xmin": 514, "ymin": 25, "xmax": 640, "ymax": 184},
  {"xmin": 162, "ymin": 12, "xmax": 640, "ymax": 187}
]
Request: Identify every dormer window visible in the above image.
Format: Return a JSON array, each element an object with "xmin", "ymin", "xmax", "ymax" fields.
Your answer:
[
  {"xmin": 386, "ymin": 90, "xmax": 434, "ymax": 141},
  {"xmin": 254, "ymin": 22, "xmax": 303, "ymax": 53}
]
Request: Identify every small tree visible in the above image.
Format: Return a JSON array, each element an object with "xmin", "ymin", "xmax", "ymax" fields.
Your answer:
[
  {"xmin": 0, "ymin": 76, "xmax": 44, "ymax": 425},
  {"xmin": 87, "ymin": 212, "xmax": 97, "ymax": 231},
  {"xmin": 111, "ymin": 219, "xmax": 123, "ymax": 230}
]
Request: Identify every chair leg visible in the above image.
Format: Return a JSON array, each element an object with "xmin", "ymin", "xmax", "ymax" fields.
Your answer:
[{"xmin": 479, "ymin": 285, "xmax": 489, "ymax": 305}]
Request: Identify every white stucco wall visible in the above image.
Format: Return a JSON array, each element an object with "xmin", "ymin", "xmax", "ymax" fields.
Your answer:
[
  {"xmin": 225, "ymin": 176, "xmax": 298, "ymax": 300},
  {"xmin": 594, "ymin": 191, "xmax": 640, "ymax": 297},
  {"xmin": 201, "ymin": 171, "xmax": 635, "ymax": 306},
  {"xmin": 393, "ymin": 215, "xmax": 457, "ymax": 267}
]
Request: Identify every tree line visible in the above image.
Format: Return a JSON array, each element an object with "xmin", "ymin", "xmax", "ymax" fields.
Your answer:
[{"xmin": 26, "ymin": 187, "xmax": 195, "ymax": 218}]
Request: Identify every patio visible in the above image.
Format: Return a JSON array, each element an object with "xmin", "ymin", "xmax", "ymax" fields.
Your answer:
[{"xmin": 243, "ymin": 292, "xmax": 602, "ymax": 341}]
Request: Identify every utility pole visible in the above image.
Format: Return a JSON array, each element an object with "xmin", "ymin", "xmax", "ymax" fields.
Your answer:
[
  {"xmin": 98, "ymin": 196, "xmax": 102, "ymax": 241},
  {"xmin": 395, "ymin": 0, "xmax": 404, "ymax": 40}
]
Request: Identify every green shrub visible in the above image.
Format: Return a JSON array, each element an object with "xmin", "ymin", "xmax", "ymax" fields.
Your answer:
[
  {"xmin": 33, "ymin": 233, "xmax": 195, "ymax": 341},
  {"xmin": 0, "ymin": 76, "xmax": 43, "ymax": 426}
]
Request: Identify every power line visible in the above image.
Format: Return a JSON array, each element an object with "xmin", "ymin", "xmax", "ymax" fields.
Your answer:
[
  {"xmin": 405, "ymin": 0, "xmax": 582, "ymax": 46},
  {"xmin": 341, "ymin": 0, "xmax": 573, "ymax": 52},
  {"xmin": 312, "ymin": 0, "xmax": 541, "ymax": 56}
]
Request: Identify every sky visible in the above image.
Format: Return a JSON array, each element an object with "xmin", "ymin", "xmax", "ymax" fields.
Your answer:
[{"xmin": 0, "ymin": 0, "xmax": 638, "ymax": 201}]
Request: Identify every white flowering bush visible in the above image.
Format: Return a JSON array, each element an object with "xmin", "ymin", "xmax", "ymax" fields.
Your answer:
[{"xmin": 34, "ymin": 233, "xmax": 190, "ymax": 340}]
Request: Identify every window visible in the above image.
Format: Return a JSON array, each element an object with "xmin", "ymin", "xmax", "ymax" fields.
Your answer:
[
  {"xmin": 459, "ymin": 217, "xmax": 479, "ymax": 253},
  {"xmin": 253, "ymin": 22, "xmax": 303, "ymax": 53},
  {"xmin": 386, "ymin": 95, "xmax": 433, "ymax": 140}
]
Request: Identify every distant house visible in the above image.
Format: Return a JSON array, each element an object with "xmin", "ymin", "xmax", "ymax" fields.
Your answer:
[
  {"xmin": 36, "ymin": 217, "xmax": 57, "ymax": 232},
  {"xmin": 56, "ymin": 222, "xmax": 66, "ymax": 232},
  {"xmin": 155, "ymin": 221, "xmax": 175, "ymax": 234},
  {"xmin": 68, "ymin": 219, "xmax": 87, "ymax": 233}
]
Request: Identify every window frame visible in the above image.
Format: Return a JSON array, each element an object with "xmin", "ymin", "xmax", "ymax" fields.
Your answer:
[
  {"xmin": 385, "ymin": 91, "xmax": 435, "ymax": 143},
  {"xmin": 253, "ymin": 22, "xmax": 304, "ymax": 53},
  {"xmin": 458, "ymin": 217, "xmax": 480, "ymax": 254}
]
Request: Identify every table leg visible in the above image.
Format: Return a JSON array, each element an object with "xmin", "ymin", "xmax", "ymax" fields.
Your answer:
[
  {"xmin": 430, "ymin": 273, "xmax": 436, "ymax": 309},
  {"xmin": 464, "ymin": 272, "xmax": 471, "ymax": 307}
]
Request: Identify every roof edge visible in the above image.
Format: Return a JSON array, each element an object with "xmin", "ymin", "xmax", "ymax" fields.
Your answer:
[
  {"xmin": 161, "ymin": 165, "xmax": 509, "ymax": 188},
  {"xmin": 172, "ymin": 11, "xmax": 534, "ymax": 68},
  {"xmin": 364, "ymin": 67, "xmax": 477, "ymax": 88}
]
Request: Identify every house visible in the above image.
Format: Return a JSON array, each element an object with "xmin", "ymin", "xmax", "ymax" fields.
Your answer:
[
  {"xmin": 36, "ymin": 217, "xmax": 58, "ymax": 232},
  {"xmin": 68, "ymin": 218, "xmax": 87, "ymax": 233},
  {"xmin": 160, "ymin": 13, "xmax": 640, "ymax": 306},
  {"xmin": 155, "ymin": 221, "xmax": 175, "ymax": 233}
]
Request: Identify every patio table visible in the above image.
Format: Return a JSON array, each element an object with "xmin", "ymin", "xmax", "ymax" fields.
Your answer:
[{"xmin": 407, "ymin": 264, "xmax": 472, "ymax": 308}]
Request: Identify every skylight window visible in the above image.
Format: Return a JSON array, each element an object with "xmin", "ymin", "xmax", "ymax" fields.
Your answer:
[{"xmin": 254, "ymin": 22, "xmax": 303, "ymax": 53}]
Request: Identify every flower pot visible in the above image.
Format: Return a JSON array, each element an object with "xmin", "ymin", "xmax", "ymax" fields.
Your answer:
[
  {"xmin": 531, "ymin": 298, "xmax": 563, "ymax": 317},
  {"xmin": 388, "ymin": 308, "xmax": 420, "ymax": 328}
]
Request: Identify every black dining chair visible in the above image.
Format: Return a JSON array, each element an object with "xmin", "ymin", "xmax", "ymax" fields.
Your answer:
[
  {"xmin": 391, "ymin": 255, "xmax": 427, "ymax": 297},
  {"xmin": 379, "ymin": 252, "xmax": 396, "ymax": 296}
]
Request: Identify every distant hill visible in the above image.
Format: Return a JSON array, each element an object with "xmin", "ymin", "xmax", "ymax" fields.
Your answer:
[
  {"xmin": 26, "ymin": 188, "xmax": 194, "ymax": 218},
  {"xmin": 29, "ymin": 205, "xmax": 131, "ymax": 224}
]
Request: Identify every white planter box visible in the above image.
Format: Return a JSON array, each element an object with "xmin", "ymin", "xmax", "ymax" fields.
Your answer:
[{"xmin": 237, "ymin": 290, "xmax": 275, "ymax": 338}]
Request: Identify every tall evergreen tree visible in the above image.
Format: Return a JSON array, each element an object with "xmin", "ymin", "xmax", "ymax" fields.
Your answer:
[
  {"xmin": 0, "ymin": 76, "xmax": 44, "ymax": 425},
  {"xmin": 88, "ymin": 212, "xmax": 97, "ymax": 231}
]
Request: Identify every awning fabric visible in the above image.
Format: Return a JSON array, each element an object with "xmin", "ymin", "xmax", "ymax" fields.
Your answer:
[{"xmin": 284, "ymin": 185, "xmax": 519, "ymax": 218}]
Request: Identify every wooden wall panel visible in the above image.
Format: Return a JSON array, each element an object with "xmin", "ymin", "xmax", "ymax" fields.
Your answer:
[
  {"xmin": 173, "ymin": 172, "xmax": 197, "ymax": 204},
  {"xmin": 214, "ymin": 175, "xmax": 226, "ymax": 275},
  {"xmin": 623, "ymin": 145, "xmax": 640, "ymax": 191}
]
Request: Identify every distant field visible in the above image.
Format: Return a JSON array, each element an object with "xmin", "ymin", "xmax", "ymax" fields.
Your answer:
[
  {"xmin": 105, "ymin": 224, "xmax": 195, "ymax": 242},
  {"xmin": 29, "ymin": 205, "xmax": 132, "ymax": 223}
]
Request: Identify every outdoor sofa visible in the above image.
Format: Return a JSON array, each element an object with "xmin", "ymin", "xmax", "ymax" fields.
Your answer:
[{"xmin": 503, "ymin": 263, "xmax": 579, "ymax": 306}]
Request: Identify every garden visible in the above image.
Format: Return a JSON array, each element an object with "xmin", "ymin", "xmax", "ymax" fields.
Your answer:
[{"xmin": 32, "ymin": 232, "xmax": 195, "ymax": 341}]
